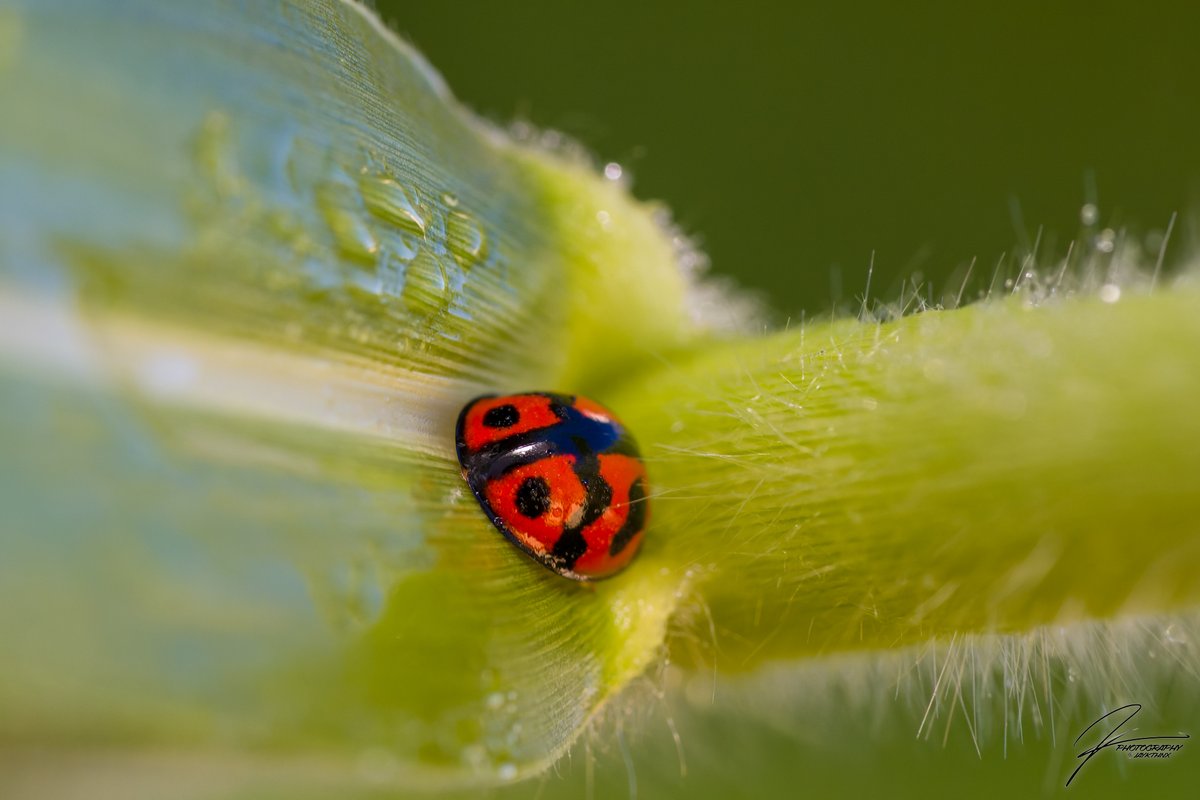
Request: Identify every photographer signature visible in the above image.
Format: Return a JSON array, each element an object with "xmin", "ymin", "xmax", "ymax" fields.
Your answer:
[{"xmin": 1066, "ymin": 704, "xmax": 1189, "ymax": 787}]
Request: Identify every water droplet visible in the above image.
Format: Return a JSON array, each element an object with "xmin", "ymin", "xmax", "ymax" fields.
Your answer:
[
  {"xmin": 359, "ymin": 174, "xmax": 427, "ymax": 235},
  {"xmin": 446, "ymin": 210, "xmax": 488, "ymax": 267},
  {"xmin": 378, "ymin": 229, "xmax": 421, "ymax": 262},
  {"xmin": 604, "ymin": 162, "xmax": 623, "ymax": 181},
  {"xmin": 441, "ymin": 191, "xmax": 459, "ymax": 207},
  {"xmin": 497, "ymin": 763, "xmax": 518, "ymax": 781},
  {"xmin": 1098, "ymin": 283, "xmax": 1121, "ymax": 303},
  {"xmin": 485, "ymin": 692, "xmax": 505, "ymax": 711},
  {"xmin": 401, "ymin": 248, "xmax": 449, "ymax": 315},
  {"xmin": 316, "ymin": 181, "xmax": 378, "ymax": 264},
  {"xmin": 1080, "ymin": 203, "xmax": 1099, "ymax": 226},
  {"xmin": 1095, "ymin": 228, "xmax": 1116, "ymax": 253},
  {"xmin": 596, "ymin": 209, "xmax": 612, "ymax": 230}
]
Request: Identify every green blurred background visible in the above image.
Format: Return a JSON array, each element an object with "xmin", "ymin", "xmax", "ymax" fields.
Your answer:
[{"xmin": 389, "ymin": 0, "xmax": 1200, "ymax": 313}]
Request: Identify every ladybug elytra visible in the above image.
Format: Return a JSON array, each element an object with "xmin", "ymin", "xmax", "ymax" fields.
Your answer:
[{"xmin": 455, "ymin": 392, "xmax": 648, "ymax": 581}]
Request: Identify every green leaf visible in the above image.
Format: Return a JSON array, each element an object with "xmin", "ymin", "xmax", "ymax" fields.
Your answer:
[{"xmin": 0, "ymin": 0, "xmax": 697, "ymax": 787}]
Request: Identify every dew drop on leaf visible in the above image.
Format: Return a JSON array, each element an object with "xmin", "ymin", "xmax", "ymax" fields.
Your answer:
[
  {"xmin": 446, "ymin": 209, "xmax": 488, "ymax": 268},
  {"xmin": 359, "ymin": 173, "xmax": 427, "ymax": 235},
  {"xmin": 401, "ymin": 247, "xmax": 450, "ymax": 315},
  {"xmin": 316, "ymin": 180, "xmax": 379, "ymax": 264}
]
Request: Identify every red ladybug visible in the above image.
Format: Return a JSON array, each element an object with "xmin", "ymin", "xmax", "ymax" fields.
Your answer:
[{"xmin": 455, "ymin": 392, "xmax": 649, "ymax": 581}]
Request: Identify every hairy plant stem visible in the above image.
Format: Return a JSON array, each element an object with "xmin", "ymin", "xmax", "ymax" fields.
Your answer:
[{"xmin": 610, "ymin": 288, "xmax": 1200, "ymax": 668}]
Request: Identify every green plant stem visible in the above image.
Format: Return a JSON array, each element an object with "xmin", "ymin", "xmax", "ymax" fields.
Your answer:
[{"xmin": 612, "ymin": 289, "xmax": 1200, "ymax": 668}]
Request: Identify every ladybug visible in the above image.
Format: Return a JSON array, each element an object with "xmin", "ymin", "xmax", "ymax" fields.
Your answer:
[{"xmin": 455, "ymin": 392, "xmax": 649, "ymax": 581}]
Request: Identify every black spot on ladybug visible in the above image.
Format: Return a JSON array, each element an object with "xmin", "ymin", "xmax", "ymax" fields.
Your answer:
[
  {"xmin": 582, "ymin": 473, "xmax": 613, "ymax": 527},
  {"xmin": 514, "ymin": 476, "xmax": 551, "ymax": 518},
  {"xmin": 483, "ymin": 404, "xmax": 520, "ymax": 428},
  {"xmin": 552, "ymin": 527, "xmax": 588, "ymax": 565},
  {"xmin": 609, "ymin": 477, "xmax": 646, "ymax": 556}
]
